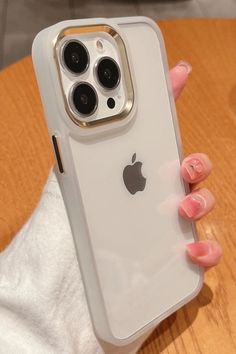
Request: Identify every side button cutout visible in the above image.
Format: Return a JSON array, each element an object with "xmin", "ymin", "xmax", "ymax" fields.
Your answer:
[{"xmin": 52, "ymin": 135, "xmax": 64, "ymax": 174}]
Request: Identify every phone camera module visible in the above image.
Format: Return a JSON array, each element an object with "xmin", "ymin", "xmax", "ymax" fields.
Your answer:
[
  {"xmin": 96, "ymin": 57, "xmax": 120, "ymax": 90},
  {"xmin": 63, "ymin": 41, "xmax": 89, "ymax": 74},
  {"xmin": 71, "ymin": 83, "xmax": 98, "ymax": 116}
]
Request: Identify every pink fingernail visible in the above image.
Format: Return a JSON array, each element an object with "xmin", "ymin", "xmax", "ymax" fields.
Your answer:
[
  {"xmin": 176, "ymin": 60, "xmax": 192, "ymax": 74},
  {"xmin": 187, "ymin": 242, "xmax": 211, "ymax": 258},
  {"xmin": 184, "ymin": 158, "xmax": 204, "ymax": 180},
  {"xmin": 180, "ymin": 194, "xmax": 206, "ymax": 218}
]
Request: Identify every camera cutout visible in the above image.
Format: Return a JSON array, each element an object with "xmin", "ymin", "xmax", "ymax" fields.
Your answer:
[{"xmin": 55, "ymin": 24, "xmax": 134, "ymax": 127}]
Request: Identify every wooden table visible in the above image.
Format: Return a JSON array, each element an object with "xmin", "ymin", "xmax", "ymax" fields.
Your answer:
[{"xmin": 0, "ymin": 19, "xmax": 236, "ymax": 354}]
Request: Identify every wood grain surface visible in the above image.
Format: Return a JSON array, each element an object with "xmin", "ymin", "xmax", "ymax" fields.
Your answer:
[{"xmin": 0, "ymin": 19, "xmax": 236, "ymax": 354}]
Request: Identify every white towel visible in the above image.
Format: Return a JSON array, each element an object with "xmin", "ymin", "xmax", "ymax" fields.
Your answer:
[{"xmin": 0, "ymin": 171, "xmax": 151, "ymax": 354}]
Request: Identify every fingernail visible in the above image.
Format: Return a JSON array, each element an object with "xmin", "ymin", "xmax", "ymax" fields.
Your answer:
[
  {"xmin": 180, "ymin": 194, "xmax": 206, "ymax": 218},
  {"xmin": 176, "ymin": 60, "xmax": 192, "ymax": 74},
  {"xmin": 186, "ymin": 242, "xmax": 211, "ymax": 258},
  {"xmin": 183, "ymin": 158, "xmax": 204, "ymax": 180}
]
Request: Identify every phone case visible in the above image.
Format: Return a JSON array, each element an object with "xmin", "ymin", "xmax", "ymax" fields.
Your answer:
[{"xmin": 32, "ymin": 16, "xmax": 203, "ymax": 346}]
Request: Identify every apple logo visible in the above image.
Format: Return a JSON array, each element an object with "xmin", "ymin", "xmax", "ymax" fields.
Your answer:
[{"xmin": 123, "ymin": 153, "xmax": 146, "ymax": 195}]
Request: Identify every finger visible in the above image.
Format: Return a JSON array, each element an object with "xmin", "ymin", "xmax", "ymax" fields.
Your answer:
[
  {"xmin": 181, "ymin": 153, "xmax": 213, "ymax": 184},
  {"xmin": 170, "ymin": 61, "xmax": 192, "ymax": 100},
  {"xmin": 186, "ymin": 240, "xmax": 222, "ymax": 268},
  {"xmin": 179, "ymin": 188, "xmax": 215, "ymax": 220}
]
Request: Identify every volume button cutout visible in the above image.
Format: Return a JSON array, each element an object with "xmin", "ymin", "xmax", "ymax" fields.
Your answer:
[{"xmin": 52, "ymin": 135, "xmax": 64, "ymax": 173}]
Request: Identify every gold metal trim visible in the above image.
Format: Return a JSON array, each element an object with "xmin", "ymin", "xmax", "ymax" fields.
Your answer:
[{"xmin": 53, "ymin": 24, "xmax": 134, "ymax": 128}]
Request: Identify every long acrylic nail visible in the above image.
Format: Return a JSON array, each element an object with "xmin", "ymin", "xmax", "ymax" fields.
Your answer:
[{"xmin": 180, "ymin": 194, "xmax": 206, "ymax": 218}]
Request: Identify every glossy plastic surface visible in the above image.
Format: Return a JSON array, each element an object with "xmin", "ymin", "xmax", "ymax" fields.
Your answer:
[{"xmin": 32, "ymin": 17, "xmax": 203, "ymax": 346}]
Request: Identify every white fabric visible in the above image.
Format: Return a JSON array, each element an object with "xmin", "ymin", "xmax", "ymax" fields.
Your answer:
[{"xmin": 0, "ymin": 171, "xmax": 150, "ymax": 354}]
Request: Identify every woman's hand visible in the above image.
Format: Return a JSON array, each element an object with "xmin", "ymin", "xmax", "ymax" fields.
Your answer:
[{"xmin": 170, "ymin": 61, "xmax": 222, "ymax": 269}]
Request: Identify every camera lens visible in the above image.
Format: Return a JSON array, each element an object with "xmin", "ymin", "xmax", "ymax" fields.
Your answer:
[
  {"xmin": 96, "ymin": 57, "xmax": 120, "ymax": 89},
  {"xmin": 63, "ymin": 41, "xmax": 89, "ymax": 74},
  {"xmin": 71, "ymin": 83, "xmax": 98, "ymax": 116}
]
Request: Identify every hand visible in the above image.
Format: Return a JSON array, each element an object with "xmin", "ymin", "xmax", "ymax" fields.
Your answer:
[
  {"xmin": 0, "ymin": 60, "xmax": 221, "ymax": 354},
  {"xmin": 170, "ymin": 61, "xmax": 222, "ymax": 269}
]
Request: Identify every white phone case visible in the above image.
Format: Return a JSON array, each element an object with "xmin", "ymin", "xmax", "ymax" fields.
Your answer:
[{"xmin": 32, "ymin": 16, "xmax": 203, "ymax": 346}]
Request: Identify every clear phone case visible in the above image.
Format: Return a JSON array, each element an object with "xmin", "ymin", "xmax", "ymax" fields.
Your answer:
[{"xmin": 32, "ymin": 16, "xmax": 203, "ymax": 346}]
